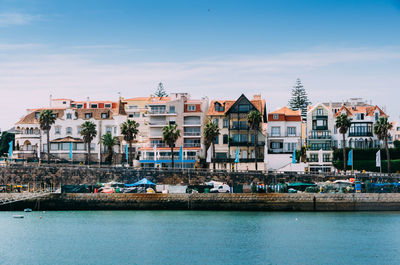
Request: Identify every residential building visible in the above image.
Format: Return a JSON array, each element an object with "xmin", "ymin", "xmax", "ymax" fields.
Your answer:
[
  {"xmin": 138, "ymin": 93, "xmax": 209, "ymax": 168},
  {"xmin": 306, "ymin": 103, "xmax": 334, "ymax": 172},
  {"xmin": 333, "ymin": 105, "xmax": 387, "ymax": 149},
  {"xmin": 14, "ymin": 97, "xmax": 127, "ymax": 162},
  {"xmin": 267, "ymin": 107, "xmax": 303, "ymax": 153},
  {"xmin": 207, "ymin": 94, "xmax": 267, "ymax": 170}
]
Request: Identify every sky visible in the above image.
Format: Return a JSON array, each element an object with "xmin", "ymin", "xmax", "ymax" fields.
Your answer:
[{"xmin": 1, "ymin": 0, "xmax": 400, "ymax": 130}]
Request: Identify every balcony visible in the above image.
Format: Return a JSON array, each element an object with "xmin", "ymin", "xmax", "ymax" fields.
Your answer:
[
  {"xmin": 231, "ymin": 125, "xmax": 249, "ymax": 130},
  {"xmin": 183, "ymin": 132, "xmax": 201, "ymax": 137},
  {"xmin": 229, "ymin": 140, "xmax": 265, "ymax": 146},
  {"xmin": 308, "ymin": 134, "xmax": 331, "ymax": 139},
  {"xmin": 312, "ymin": 115, "xmax": 328, "ymax": 119},
  {"xmin": 183, "ymin": 143, "xmax": 201, "ymax": 148},
  {"xmin": 147, "ymin": 143, "xmax": 168, "ymax": 148},
  {"xmin": 349, "ymin": 132, "xmax": 373, "ymax": 137},
  {"xmin": 148, "ymin": 122, "xmax": 168, "ymax": 127}
]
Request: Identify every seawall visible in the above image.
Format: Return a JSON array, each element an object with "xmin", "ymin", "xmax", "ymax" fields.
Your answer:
[{"xmin": 3, "ymin": 193, "xmax": 400, "ymax": 211}]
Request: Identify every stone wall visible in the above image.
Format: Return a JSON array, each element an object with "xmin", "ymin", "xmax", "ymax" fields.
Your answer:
[
  {"xmin": 3, "ymin": 193, "xmax": 400, "ymax": 211},
  {"xmin": 1, "ymin": 165, "xmax": 400, "ymax": 187}
]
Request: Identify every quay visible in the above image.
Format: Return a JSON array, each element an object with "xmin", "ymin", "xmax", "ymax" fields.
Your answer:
[{"xmin": 3, "ymin": 193, "xmax": 400, "ymax": 211}]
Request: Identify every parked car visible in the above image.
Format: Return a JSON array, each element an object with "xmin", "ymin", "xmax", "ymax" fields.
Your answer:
[{"xmin": 210, "ymin": 184, "xmax": 231, "ymax": 193}]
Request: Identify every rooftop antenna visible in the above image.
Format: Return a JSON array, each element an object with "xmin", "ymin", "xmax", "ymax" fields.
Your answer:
[
  {"xmin": 49, "ymin": 94, "xmax": 52, "ymax": 107},
  {"xmin": 118, "ymin": 91, "xmax": 121, "ymax": 100}
]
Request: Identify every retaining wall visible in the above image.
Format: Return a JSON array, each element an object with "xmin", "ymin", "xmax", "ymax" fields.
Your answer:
[{"xmin": 3, "ymin": 193, "xmax": 400, "ymax": 211}]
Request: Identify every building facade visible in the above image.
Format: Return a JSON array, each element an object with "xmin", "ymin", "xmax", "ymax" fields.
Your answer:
[{"xmin": 207, "ymin": 94, "xmax": 267, "ymax": 170}]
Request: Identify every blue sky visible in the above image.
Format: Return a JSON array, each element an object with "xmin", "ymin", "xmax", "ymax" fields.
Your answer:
[{"xmin": 1, "ymin": 0, "xmax": 400, "ymax": 129}]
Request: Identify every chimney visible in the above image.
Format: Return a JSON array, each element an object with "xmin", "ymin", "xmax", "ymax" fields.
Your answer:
[
  {"xmin": 86, "ymin": 97, "xmax": 90, "ymax": 109},
  {"xmin": 49, "ymin": 94, "xmax": 52, "ymax": 107},
  {"xmin": 253, "ymin": 94, "xmax": 261, "ymax": 100}
]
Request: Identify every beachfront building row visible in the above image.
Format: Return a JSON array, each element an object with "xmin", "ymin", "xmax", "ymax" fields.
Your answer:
[{"xmin": 12, "ymin": 94, "xmax": 394, "ymax": 172}]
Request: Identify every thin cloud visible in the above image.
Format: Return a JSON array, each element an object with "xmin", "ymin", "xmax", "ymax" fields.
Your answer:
[
  {"xmin": 1, "ymin": 46, "xmax": 400, "ymax": 130},
  {"xmin": 0, "ymin": 13, "xmax": 41, "ymax": 26}
]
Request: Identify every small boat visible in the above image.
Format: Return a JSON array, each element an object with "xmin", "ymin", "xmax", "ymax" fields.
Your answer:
[
  {"xmin": 24, "ymin": 208, "xmax": 32, "ymax": 212},
  {"xmin": 13, "ymin": 215, "xmax": 24, "ymax": 218}
]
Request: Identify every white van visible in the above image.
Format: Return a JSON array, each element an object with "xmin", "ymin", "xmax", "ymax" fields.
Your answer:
[{"xmin": 210, "ymin": 184, "xmax": 231, "ymax": 193}]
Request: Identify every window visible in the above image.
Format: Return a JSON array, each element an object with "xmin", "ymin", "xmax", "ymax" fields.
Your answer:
[
  {"xmin": 71, "ymin": 104, "xmax": 76, "ymax": 108},
  {"xmin": 104, "ymin": 104, "xmax": 111, "ymax": 108},
  {"xmin": 114, "ymin": 127, "xmax": 117, "ymax": 134},
  {"xmin": 397, "ymin": 127, "xmax": 400, "ymax": 131},
  {"xmin": 188, "ymin": 105, "xmax": 196, "ymax": 111},
  {"xmin": 223, "ymin": 119, "xmax": 228, "ymax": 128},
  {"xmin": 106, "ymin": 127, "xmax": 112, "ymax": 134},
  {"xmin": 101, "ymin": 113, "xmax": 108, "ymax": 119},
  {"xmin": 223, "ymin": 134, "xmax": 228, "ymax": 144},
  {"xmin": 77, "ymin": 127, "xmax": 82, "ymax": 134},
  {"xmin": 273, "ymin": 114, "xmax": 279, "ymax": 120},
  {"xmin": 317, "ymin": 108, "xmax": 323, "ymax": 115},
  {"xmin": 61, "ymin": 143, "xmax": 69, "ymax": 150},
  {"xmin": 213, "ymin": 118, "xmax": 219, "ymax": 127},
  {"xmin": 77, "ymin": 104, "xmax": 83, "ymax": 109},
  {"xmin": 169, "ymin": 106, "xmax": 175, "ymax": 113},
  {"xmin": 238, "ymin": 104, "xmax": 250, "ymax": 112},
  {"xmin": 215, "ymin": 103, "xmax": 225, "ymax": 112},
  {"xmin": 66, "ymin": 113, "xmax": 72, "ymax": 119},
  {"xmin": 133, "ymin": 112, "xmax": 140, "ymax": 117},
  {"xmin": 85, "ymin": 113, "xmax": 92, "ymax": 119},
  {"xmin": 50, "ymin": 143, "xmax": 59, "ymax": 150},
  {"xmin": 34, "ymin": 112, "xmax": 40, "ymax": 119},
  {"xmin": 214, "ymin": 136, "xmax": 219, "ymax": 144},
  {"xmin": 90, "ymin": 104, "xmax": 98, "ymax": 108},
  {"xmin": 271, "ymin": 142, "xmax": 281, "ymax": 149},
  {"xmin": 271, "ymin": 127, "xmax": 281, "ymax": 136},
  {"xmin": 129, "ymin": 105, "xmax": 138, "ymax": 110},
  {"xmin": 128, "ymin": 114, "xmax": 134, "ymax": 118},
  {"xmin": 287, "ymin": 127, "xmax": 296, "ymax": 136},
  {"xmin": 375, "ymin": 112, "xmax": 379, "ymax": 121},
  {"xmin": 63, "ymin": 101, "xmax": 67, "ymax": 105},
  {"xmin": 66, "ymin": 127, "xmax": 72, "ymax": 135},
  {"xmin": 55, "ymin": 127, "xmax": 61, "ymax": 134}
]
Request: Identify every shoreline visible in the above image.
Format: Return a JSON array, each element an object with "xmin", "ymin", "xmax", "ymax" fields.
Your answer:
[{"xmin": 3, "ymin": 193, "xmax": 400, "ymax": 211}]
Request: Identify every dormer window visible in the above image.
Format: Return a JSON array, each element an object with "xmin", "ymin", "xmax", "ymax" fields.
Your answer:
[
  {"xmin": 34, "ymin": 112, "xmax": 40, "ymax": 119},
  {"xmin": 71, "ymin": 104, "xmax": 76, "ymax": 108},
  {"xmin": 63, "ymin": 101, "xmax": 67, "ymax": 105},
  {"xmin": 66, "ymin": 113, "xmax": 72, "ymax": 119},
  {"xmin": 104, "ymin": 103, "xmax": 111, "ymax": 108},
  {"xmin": 188, "ymin": 105, "xmax": 196, "ymax": 111},
  {"xmin": 215, "ymin": 102, "xmax": 225, "ymax": 112},
  {"xmin": 273, "ymin": 114, "xmax": 279, "ymax": 120},
  {"xmin": 375, "ymin": 112, "xmax": 379, "ymax": 121},
  {"xmin": 91, "ymin": 104, "xmax": 98, "ymax": 109},
  {"xmin": 317, "ymin": 108, "xmax": 323, "ymax": 115},
  {"xmin": 77, "ymin": 104, "xmax": 83, "ymax": 109}
]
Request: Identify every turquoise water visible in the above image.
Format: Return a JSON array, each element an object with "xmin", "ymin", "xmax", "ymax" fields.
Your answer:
[{"xmin": 1, "ymin": 211, "xmax": 400, "ymax": 265}]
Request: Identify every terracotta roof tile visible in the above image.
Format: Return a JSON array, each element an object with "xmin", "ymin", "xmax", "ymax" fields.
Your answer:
[{"xmin": 270, "ymin": 106, "xmax": 301, "ymax": 116}]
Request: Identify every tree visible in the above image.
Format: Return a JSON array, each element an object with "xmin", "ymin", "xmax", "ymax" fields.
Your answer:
[
  {"xmin": 120, "ymin": 120, "xmax": 139, "ymax": 166},
  {"xmin": 101, "ymin": 132, "xmax": 119, "ymax": 164},
  {"xmin": 162, "ymin": 124, "xmax": 180, "ymax": 168},
  {"xmin": 203, "ymin": 121, "xmax": 220, "ymax": 170},
  {"xmin": 248, "ymin": 110, "xmax": 263, "ymax": 170},
  {"xmin": 288, "ymin": 78, "xmax": 311, "ymax": 120},
  {"xmin": 0, "ymin": 132, "xmax": 15, "ymax": 156},
  {"xmin": 335, "ymin": 114, "xmax": 352, "ymax": 172},
  {"xmin": 80, "ymin": 121, "xmax": 97, "ymax": 165},
  {"xmin": 394, "ymin": 140, "xmax": 400, "ymax": 149},
  {"xmin": 39, "ymin": 110, "xmax": 56, "ymax": 163},
  {"xmin": 153, "ymin": 82, "xmax": 168, "ymax": 98},
  {"xmin": 374, "ymin": 117, "xmax": 393, "ymax": 173}
]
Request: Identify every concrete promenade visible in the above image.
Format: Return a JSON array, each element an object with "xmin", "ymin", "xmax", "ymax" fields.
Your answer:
[{"xmin": 2, "ymin": 193, "xmax": 400, "ymax": 211}]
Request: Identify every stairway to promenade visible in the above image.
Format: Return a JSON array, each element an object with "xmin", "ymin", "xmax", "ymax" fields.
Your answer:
[{"xmin": 0, "ymin": 191, "xmax": 53, "ymax": 206}]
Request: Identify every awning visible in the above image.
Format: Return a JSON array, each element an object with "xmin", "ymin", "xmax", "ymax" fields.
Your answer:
[
  {"xmin": 50, "ymin": 136, "xmax": 84, "ymax": 143},
  {"xmin": 125, "ymin": 178, "xmax": 156, "ymax": 187}
]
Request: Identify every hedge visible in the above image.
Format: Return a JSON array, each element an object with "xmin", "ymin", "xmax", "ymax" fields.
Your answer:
[
  {"xmin": 333, "ymin": 159, "xmax": 400, "ymax": 173},
  {"xmin": 333, "ymin": 148, "xmax": 400, "ymax": 161}
]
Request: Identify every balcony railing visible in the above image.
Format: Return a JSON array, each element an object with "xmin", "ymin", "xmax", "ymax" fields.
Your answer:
[
  {"xmin": 349, "ymin": 132, "xmax": 373, "ymax": 137},
  {"xmin": 183, "ymin": 143, "xmax": 201, "ymax": 148},
  {"xmin": 148, "ymin": 122, "xmax": 168, "ymax": 126},
  {"xmin": 231, "ymin": 125, "xmax": 249, "ymax": 130},
  {"xmin": 183, "ymin": 132, "xmax": 201, "ymax": 136},
  {"xmin": 147, "ymin": 143, "xmax": 168, "ymax": 148},
  {"xmin": 229, "ymin": 141, "xmax": 265, "ymax": 146},
  {"xmin": 183, "ymin": 122, "xmax": 201, "ymax": 126},
  {"xmin": 308, "ymin": 134, "xmax": 331, "ymax": 139}
]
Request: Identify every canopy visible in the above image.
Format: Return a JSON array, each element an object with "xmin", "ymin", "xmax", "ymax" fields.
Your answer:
[{"xmin": 125, "ymin": 178, "xmax": 156, "ymax": 187}]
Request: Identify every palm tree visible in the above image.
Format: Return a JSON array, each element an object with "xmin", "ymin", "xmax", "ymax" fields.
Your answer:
[
  {"xmin": 335, "ymin": 114, "xmax": 352, "ymax": 172},
  {"xmin": 39, "ymin": 110, "xmax": 56, "ymax": 163},
  {"xmin": 101, "ymin": 132, "xmax": 119, "ymax": 165},
  {"xmin": 374, "ymin": 117, "xmax": 393, "ymax": 173},
  {"xmin": 248, "ymin": 110, "xmax": 263, "ymax": 170},
  {"xmin": 80, "ymin": 121, "xmax": 97, "ymax": 165},
  {"xmin": 162, "ymin": 124, "xmax": 180, "ymax": 168},
  {"xmin": 120, "ymin": 120, "xmax": 139, "ymax": 166},
  {"xmin": 203, "ymin": 121, "xmax": 220, "ymax": 170}
]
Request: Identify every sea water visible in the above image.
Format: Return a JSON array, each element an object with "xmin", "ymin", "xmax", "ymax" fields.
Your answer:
[{"xmin": 1, "ymin": 211, "xmax": 400, "ymax": 265}]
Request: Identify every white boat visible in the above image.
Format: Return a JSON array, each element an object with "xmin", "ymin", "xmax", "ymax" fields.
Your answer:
[
  {"xmin": 24, "ymin": 208, "xmax": 32, "ymax": 212},
  {"xmin": 13, "ymin": 215, "xmax": 24, "ymax": 218}
]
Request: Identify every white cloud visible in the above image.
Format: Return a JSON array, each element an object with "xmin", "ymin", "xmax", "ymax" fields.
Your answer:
[
  {"xmin": 1, "ymin": 46, "xmax": 400, "ymax": 130},
  {"xmin": 0, "ymin": 13, "xmax": 40, "ymax": 27}
]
